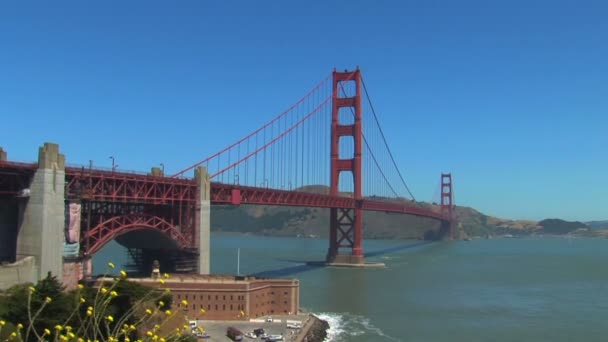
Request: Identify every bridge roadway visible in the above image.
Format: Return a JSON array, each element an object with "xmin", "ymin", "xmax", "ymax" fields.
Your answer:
[{"xmin": 0, "ymin": 160, "xmax": 446, "ymax": 221}]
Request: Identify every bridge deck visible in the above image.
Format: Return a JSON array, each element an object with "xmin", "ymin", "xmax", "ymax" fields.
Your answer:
[{"xmin": 0, "ymin": 161, "xmax": 448, "ymax": 221}]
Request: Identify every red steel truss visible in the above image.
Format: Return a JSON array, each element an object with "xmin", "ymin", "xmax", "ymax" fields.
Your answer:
[
  {"xmin": 0, "ymin": 161, "xmax": 36, "ymax": 196},
  {"xmin": 65, "ymin": 167, "xmax": 197, "ymax": 203},
  {"xmin": 65, "ymin": 167, "xmax": 198, "ymax": 255}
]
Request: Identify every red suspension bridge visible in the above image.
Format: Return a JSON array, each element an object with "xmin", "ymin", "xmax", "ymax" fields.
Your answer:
[{"xmin": 0, "ymin": 68, "xmax": 455, "ymax": 275}]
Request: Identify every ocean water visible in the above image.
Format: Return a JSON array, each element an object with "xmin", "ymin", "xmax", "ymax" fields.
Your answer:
[{"xmin": 95, "ymin": 234, "xmax": 608, "ymax": 341}]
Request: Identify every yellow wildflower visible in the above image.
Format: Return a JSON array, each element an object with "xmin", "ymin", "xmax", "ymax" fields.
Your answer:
[
  {"xmin": 164, "ymin": 288, "xmax": 171, "ymax": 293},
  {"xmin": 159, "ymin": 338, "xmax": 165, "ymax": 342},
  {"xmin": 158, "ymin": 279, "xmax": 165, "ymax": 285},
  {"xmin": 163, "ymin": 273, "xmax": 169, "ymax": 279},
  {"xmin": 200, "ymin": 308, "xmax": 206, "ymax": 314},
  {"xmin": 77, "ymin": 338, "xmax": 84, "ymax": 342},
  {"xmin": 120, "ymin": 270, "xmax": 128, "ymax": 278},
  {"xmin": 129, "ymin": 324, "xmax": 136, "ymax": 331},
  {"xmin": 108, "ymin": 337, "xmax": 116, "ymax": 342},
  {"xmin": 45, "ymin": 296, "xmax": 52, "ymax": 303},
  {"xmin": 164, "ymin": 310, "xmax": 172, "ymax": 316},
  {"xmin": 65, "ymin": 326, "xmax": 72, "ymax": 332},
  {"xmin": 181, "ymin": 299, "xmax": 188, "ymax": 306},
  {"xmin": 110, "ymin": 290, "xmax": 118, "ymax": 297},
  {"xmin": 158, "ymin": 300, "xmax": 165, "ymax": 307},
  {"xmin": 17, "ymin": 323, "xmax": 24, "ymax": 329},
  {"xmin": 153, "ymin": 324, "xmax": 160, "ymax": 331},
  {"xmin": 43, "ymin": 328, "xmax": 51, "ymax": 335},
  {"xmin": 182, "ymin": 324, "xmax": 188, "ymax": 330},
  {"xmin": 152, "ymin": 335, "xmax": 158, "ymax": 341},
  {"xmin": 146, "ymin": 331, "xmax": 153, "ymax": 337},
  {"xmin": 145, "ymin": 308, "xmax": 153, "ymax": 315},
  {"xmin": 125, "ymin": 338, "xmax": 131, "ymax": 342},
  {"xmin": 55, "ymin": 325, "xmax": 63, "ymax": 331},
  {"xmin": 101, "ymin": 287, "xmax": 108, "ymax": 294},
  {"xmin": 0, "ymin": 320, "xmax": 5, "ymax": 326},
  {"xmin": 28, "ymin": 286, "xmax": 36, "ymax": 293},
  {"xmin": 68, "ymin": 332, "xmax": 76, "ymax": 338},
  {"xmin": 10, "ymin": 332, "xmax": 17, "ymax": 338},
  {"xmin": 106, "ymin": 315, "xmax": 114, "ymax": 322},
  {"xmin": 80, "ymin": 297, "xmax": 86, "ymax": 303},
  {"xmin": 77, "ymin": 284, "xmax": 84, "ymax": 289},
  {"xmin": 86, "ymin": 310, "xmax": 93, "ymax": 317},
  {"xmin": 107, "ymin": 262, "xmax": 115, "ymax": 269}
]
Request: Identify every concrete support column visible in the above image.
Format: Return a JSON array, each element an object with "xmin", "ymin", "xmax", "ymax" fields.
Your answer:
[
  {"xmin": 195, "ymin": 166, "xmax": 211, "ymax": 274},
  {"xmin": 16, "ymin": 142, "xmax": 65, "ymax": 282}
]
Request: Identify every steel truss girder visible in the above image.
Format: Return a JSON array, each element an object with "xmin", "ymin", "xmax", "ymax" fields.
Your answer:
[{"xmin": 65, "ymin": 167, "xmax": 197, "ymax": 204}]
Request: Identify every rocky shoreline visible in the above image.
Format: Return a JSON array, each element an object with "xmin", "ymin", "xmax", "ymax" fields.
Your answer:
[{"xmin": 296, "ymin": 314, "xmax": 330, "ymax": 342}]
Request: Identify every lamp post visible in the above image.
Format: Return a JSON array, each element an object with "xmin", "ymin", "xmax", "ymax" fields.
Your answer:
[{"xmin": 109, "ymin": 156, "xmax": 117, "ymax": 172}]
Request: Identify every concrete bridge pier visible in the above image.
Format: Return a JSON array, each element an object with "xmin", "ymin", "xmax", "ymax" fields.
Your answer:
[
  {"xmin": 195, "ymin": 166, "xmax": 210, "ymax": 274},
  {"xmin": 15, "ymin": 143, "xmax": 65, "ymax": 283}
]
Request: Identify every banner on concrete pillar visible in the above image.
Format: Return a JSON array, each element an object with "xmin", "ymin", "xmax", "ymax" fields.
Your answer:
[{"xmin": 67, "ymin": 203, "xmax": 81, "ymax": 243}]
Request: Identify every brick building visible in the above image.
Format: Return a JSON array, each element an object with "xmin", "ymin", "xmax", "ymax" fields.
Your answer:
[{"xmin": 99, "ymin": 274, "xmax": 300, "ymax": 321}]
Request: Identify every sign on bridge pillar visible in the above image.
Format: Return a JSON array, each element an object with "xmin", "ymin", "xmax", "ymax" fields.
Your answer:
[{"xmin": 195, "ymin": 166, "xmax": 211, "ymax": 274}]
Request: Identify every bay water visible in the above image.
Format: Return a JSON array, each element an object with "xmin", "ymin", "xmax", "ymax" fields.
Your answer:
[{"xmin": 95, "ymin": 234, "xmax": 608, "ymax": 341}]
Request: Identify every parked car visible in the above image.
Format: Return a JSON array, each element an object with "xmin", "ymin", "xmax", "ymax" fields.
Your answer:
[{"xmin": 227, "ymin": 327, "xmax": 244, "ymax": 341}]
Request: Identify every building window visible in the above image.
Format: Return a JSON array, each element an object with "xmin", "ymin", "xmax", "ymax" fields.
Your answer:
[
  {"xmin": 185, "ymin": 295, "xmax": 188, "ymax": 300},
  {"xmin": 177, "ymin": 294, "xmax": 181, "ymax": 299},
  {"xmin": 223, "ymin": 295, "xmax": 226, "ymax": 300},
  {"xmin": 230, "ymin": 295, "xmax": 233, "ymax": 300},
  {"xmin": 215, "ymin": 304, "xmax": 218, "ymax": 310},
  {"xmin": 215, "ymin": 295, "xmax": 218, "ymax": 300},
  {"xmin": 230, "ymin": 304, "xmax": 233, "ymax": 310},
  {"xmin": 223, "ymin": 304, "xmax": 226, "ymax": 311}
]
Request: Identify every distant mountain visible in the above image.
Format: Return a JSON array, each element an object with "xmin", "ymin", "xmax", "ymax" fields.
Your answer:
[
  {"xmin": 586, "ymin": 220, "xmax": 608, "ymax": 229},
  {"xmin": 538, "ymin": 219, "xmax": 589, "ymax": 234}
]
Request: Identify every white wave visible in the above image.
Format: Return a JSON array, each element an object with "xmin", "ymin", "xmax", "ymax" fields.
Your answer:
[
  {"xmin": 315, "ymin": 312, "xmax": 345, "ymax": 341},
  {"xmin": 354, "ymin": 316, "xmax": 401, "ymax": 341},
  {"xmin": 314, "ymin": 312, "xmax": 401, "ymax": 342}
]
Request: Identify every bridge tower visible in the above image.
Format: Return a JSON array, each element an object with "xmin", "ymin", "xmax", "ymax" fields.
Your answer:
[
  {"xmin": 440, "ymin": 173, "xmax": 455, "ymax": 239},
  {"xmin": 327, "ymin": 68, "xmax": 364, "ymax": 264}
]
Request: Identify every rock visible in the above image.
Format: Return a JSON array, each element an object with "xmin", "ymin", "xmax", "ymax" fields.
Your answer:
[{"xmin": 303, "ymin": 315, "xmax": 330, "ymax": 342}]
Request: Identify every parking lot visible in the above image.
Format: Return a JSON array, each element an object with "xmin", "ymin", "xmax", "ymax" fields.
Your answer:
[{"xmin": 193, "ymin": 314, "xmax": 308, "ymax": 341}]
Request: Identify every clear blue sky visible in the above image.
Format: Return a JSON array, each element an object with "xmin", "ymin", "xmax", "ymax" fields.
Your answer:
[{"xmin": 1, "ymin": 1, "xmax": 606, "ymax": 221}]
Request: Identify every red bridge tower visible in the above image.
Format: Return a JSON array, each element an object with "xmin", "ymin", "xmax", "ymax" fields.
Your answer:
[{"xmin": 327, "ymin": 68, "xmax": 364, "ymax": 264}]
